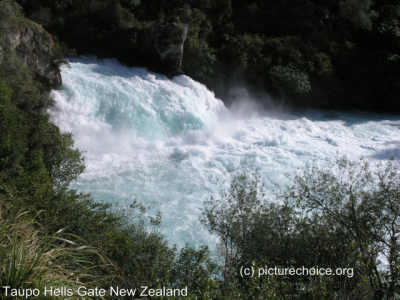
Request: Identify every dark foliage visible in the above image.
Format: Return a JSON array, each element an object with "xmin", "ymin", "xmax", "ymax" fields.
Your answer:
[
  {"xmin": 14, "ymin": 0, "xmax": 400, "ymax": 111},
  {"xmin": 203, "ymin": 160, "xmax": 400, "ymax": 299}
]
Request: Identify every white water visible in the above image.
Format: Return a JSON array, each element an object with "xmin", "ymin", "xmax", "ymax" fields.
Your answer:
[{"xmin": 49, "ymin": 57, "xmax": 400, "ymax": 250}]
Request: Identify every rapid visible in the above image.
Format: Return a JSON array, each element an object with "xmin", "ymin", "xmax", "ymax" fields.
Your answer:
[{"xmin": 49, "ymin": 57, "xmax": 400, "ymax": 249}]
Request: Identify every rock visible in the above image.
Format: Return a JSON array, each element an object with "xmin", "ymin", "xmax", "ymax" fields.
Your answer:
[
  {"xmin": 0, "ymin": 23, "xmax": 62, "ymax": 87},
  {"xmin": 71, "ymin": 19, "xmax": 188, "ymax": 78},
  {"xmin": 137, "ymin": 22, "xmax": 188, "ymax": 77},
  {"xmin": 175, "ymin": 8, "xmax": 192, "ymax": 24}
]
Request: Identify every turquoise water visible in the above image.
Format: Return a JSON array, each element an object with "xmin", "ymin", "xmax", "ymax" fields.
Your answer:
[{"xmin": 50, "ymin": 57, "xmax": 400, "ymax": 249}]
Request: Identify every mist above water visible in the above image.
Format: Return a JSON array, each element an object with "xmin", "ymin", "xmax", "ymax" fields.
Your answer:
[{"xmin": 49, "ymin": 57, "xmax": 400, "ymax": 249}]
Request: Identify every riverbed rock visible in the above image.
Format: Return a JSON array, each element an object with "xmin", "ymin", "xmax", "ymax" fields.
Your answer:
[
  {"xmin": 0, "ymin": 21, "xmax": 61, "ymax": 87},
  {"xmin": 138, "ymin": 22, "xmax": 188, "ymax": 77}
]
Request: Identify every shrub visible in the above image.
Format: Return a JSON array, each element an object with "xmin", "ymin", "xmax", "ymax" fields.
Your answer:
[
  {"xmin": 287, "ymin": 157, "xmax": 400, "ymax": 299},
  {"xmin": 202, "ymin": 158, "xmax": 400, "ymax": 298},
  {"xmin": 269, "ymin": 64, "xmax": 311, "ymax": 95}
]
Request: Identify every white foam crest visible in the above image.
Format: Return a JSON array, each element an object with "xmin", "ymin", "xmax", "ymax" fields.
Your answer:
[{"xmin": 49, "ymin": 57, "xmax": 400, "ymax": 250}]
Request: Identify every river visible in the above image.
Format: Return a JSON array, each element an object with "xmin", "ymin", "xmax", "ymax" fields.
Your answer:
[{"xmin": 49, "ymin": 57, "xmax": 400, "ymax": 250}]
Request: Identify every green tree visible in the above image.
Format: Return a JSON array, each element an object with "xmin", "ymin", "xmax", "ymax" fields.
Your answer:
[
  {"xmin": 269, "ymin": 64, "xmax": 311, "ymax": 96},
  {"xmin": 203, "ymin": 159, "xmax": 400, "ymax": 298},
  {"xmin": 202, "ymin": 173, "xmax": 265, "ymax": 271},
  {"xmin": 287, "ymin": 157, "xmax": 400, "ymax": 299},
  {"xmin": 169, "ymin": 246, "xmax": 218, "ymax": 299},
  {"xmin": 339, "ymin": 0, "xmax": 378, "ymax": 30}
]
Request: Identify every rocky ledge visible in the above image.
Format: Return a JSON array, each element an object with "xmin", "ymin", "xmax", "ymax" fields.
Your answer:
[{"xmin": 0, "ymin": 20, "xmax": 61, "ymax": 87}]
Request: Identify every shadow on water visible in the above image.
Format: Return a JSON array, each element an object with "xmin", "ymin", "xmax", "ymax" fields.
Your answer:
[
  {"xmin": 285, "ymin": 109, "xmax": 400, "ymax": 126},
  {"xmin": 369, "ymin": 141, "xmax": 400, "ymax": 160}
]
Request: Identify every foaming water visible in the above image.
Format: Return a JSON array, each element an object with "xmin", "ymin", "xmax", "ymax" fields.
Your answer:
[{"xmin": 49, "ymin": 57, "xmax": 400, "ymax": 249}]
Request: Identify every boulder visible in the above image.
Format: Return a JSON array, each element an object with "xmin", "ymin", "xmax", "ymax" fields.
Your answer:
[
  {"xmin": 0, "ymin": 22, "xmax": 62, "ymax": 87},
  {"xmin": 138, "ymin": 22, "xmax": 188, "ymax": 76}
]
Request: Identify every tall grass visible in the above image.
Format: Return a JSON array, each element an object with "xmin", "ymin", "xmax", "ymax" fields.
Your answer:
[{"xmin": 0, "ymin": 212, "xmax": 117, "ymax": 299}]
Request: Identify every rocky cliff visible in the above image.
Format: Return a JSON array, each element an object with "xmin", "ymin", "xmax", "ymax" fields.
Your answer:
[
  {"xmin": 29, "ymin": 0, "xmax": 190, "ymax": 78},
  {"xmin": 0, "ymin": 4, "xmax": 61, "ymax": 87},
  {"xmin": 103, "ymin": 0, "xmax": 189, "ymax": 77},
  {"xmin": 137, "ymin": 21, "xmax": 188, "ymax": 76}
]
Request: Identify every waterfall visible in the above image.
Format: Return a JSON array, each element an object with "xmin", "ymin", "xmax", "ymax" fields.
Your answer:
[{"xmin": 49, "ymin": 57, "xmax": 400, "ymax": 249}]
